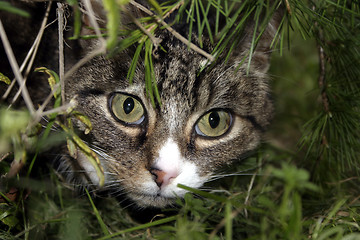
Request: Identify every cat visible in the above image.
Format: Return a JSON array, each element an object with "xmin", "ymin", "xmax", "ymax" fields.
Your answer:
[{"xmin": 0, "ymin": 0, "xmax": 281, "ymax": 208}]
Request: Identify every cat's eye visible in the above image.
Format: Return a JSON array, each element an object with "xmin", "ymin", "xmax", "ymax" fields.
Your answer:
[
  {"xmin": 195, "ymin": 110, "xmax": 232, "ymax": 137},
  {"xmin": 109, "ymin": 93, "xmax": 145, "ymax": 125}
]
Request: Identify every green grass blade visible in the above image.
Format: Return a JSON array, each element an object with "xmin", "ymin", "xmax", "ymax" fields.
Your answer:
[
  {"xmin": 85, "ymin": 188, "xmax": 110, "ymax": 236},
  {"xmin": 103, "ymin": 0, "xmax": 120, "ymax": 50},
  {"xmin": 97, "ymin": 215, "xmax": 177, "ymax": 240},
  {"xmin": 127, "ymin": 41, "xmax": 144, "ymax": 84}
]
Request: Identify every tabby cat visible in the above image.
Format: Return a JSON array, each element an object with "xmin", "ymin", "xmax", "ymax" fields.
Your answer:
[{"xmin": 0, "ymin": 0, "xmax": 280, "ymax": 208}]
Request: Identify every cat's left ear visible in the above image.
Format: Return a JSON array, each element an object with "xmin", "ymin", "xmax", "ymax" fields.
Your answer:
[
  {"xmin": 252, "ymin": 7, "xmax": 284, "ymax": 72},
  {"xmin": 76, "ymin": 0, "xmax": 147, "ymax": 49},
  {"xmin": 231, "ymin": 4, "xmax": 284, "ymax": 73}
]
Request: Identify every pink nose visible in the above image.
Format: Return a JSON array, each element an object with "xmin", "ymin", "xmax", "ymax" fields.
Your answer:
[{"xmin": 150, "ymin": 168, "xmax": 178, "ymax": 188}]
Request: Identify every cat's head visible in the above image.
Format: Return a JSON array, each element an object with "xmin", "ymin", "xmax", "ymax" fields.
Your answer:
[{"xmin": 62, "ymin": 2, "xmax": 281, "ymax": 207}]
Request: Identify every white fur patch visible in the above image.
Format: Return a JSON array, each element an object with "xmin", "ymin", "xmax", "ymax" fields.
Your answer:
[
  {"xmin": 77, "ymin": 149, "xmax": 101, "ymax": 185},
  {"xmin": 154, "ymin": 138, "xmax": 181, "ymax": 175},
  {"xmin": 151, "ymin": 138, "xmax": 206, "ymax": 198},
  {"xmin": 167, "ymin": 104, "xmax": 178, "ymax": 135}
]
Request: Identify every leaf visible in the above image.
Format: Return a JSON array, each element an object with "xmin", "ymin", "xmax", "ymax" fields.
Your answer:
[
  {"xmin": 67, "ymin": 137, "xmax": 77, "ymax": 159},
  {"xmin": 7, "ymin": 137, "xmax": 26, "ymax": 178},
  {"xmin": 0, "ymin": 1, "xmax": 30, "ymax": 17},
  {"xmin": 97, "ymin": 215, "xmax": 177, "ymax": 240},
  {"xmin": 71, "ymin": 111, "xmax": 93, "ymax": 134},
  {"xmin": 147, "ymin": 0, "xmax": 163, "ymax": 16},
  {"xmin": 80, "ymin": 150, "xmax": 105, "ymax": 186},
  {"xmin": 0, "ymin": 72, "xmax": 11, "ymax": 85},
  {"xmin": 103, "ymin": 0, "xmax": 121, "ymax": 50},
  {"xmin": 66, "ymin": 0, "xmax": 81, "ymax": 39},
  {"xmin": 59, "ymin": 123, "xmax": 104, "ymax": 186},
  {"xmin": 85, "ymin": 188, "xmax": 110, "ymax": 236},
  {"xmin": 0, "ymin": 108, "xmax": 30, "ymax": 136},
  {"xmin": 0, "ymin": 204, "xmax": 19, "ymax": 228},
  {"xmin": 34, "ymin": 67, "xmax": 60, "ymax": 99},
  {"xmin": 127, "ymin": 41, "xmax": 144, "ymax": 83}
]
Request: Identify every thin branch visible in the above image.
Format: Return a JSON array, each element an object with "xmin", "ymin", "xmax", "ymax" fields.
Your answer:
[
  {"xmin": 311, "ymin": 5, "xmax": 330, "ymax": 176},
  {"xmin": 83, "ymin": 0, "xmax": 106, "ymax": 47},
  {"xmin": 57, "ymin": 3, "xmax": 66, "ymax": 105},
  {"xmin": 318, "ymin": 40, "xmax": 329, "ymax": 112},
  {"xmin": 2, "ymin": 0, "xmax": 54, "ymax": 101},
  {"xmin": 59, "ymin": 0, "xmax": 107, "ymax": 84},
  {"xmin": 7, "ymin": 2, "xmax": 52, "ymax": 108},
  {"xmin": 313, "ymin": 6, "xmax": 329, "ymax": 113},
  {"xmin": 243, "ymin": 168, "xmax": 257, "ymax": 218},
  {"xmin": 163, "ymin": 24, "xmax": 215, "ymax": 62},
  {"xmin": 285, "ymin": 0, "xmax": 292, "ymax": 15},
  {"xmin": 0, "ymin": 152, "xmax": 10, "ymax": 162},
  {"xmin": 0, "ymin": 19, "xmax": 35, "ymax": 114},
  {"xmin": 124, "ymin": 10, "xmax": 162, "ymax": 48},
  {"xmin": 31, "ymin": 83, "xmax": 60, "ymax": 128},
  {"xmin": 130, "ymin": 0, "xmax": 215, "ymax": 62},
  {"xmin": 209, "ymin": 206, "xmax": 240, "ymax": 239},
  {"xmin": 130, "ymin": 0, "xmax": 183, "ymax": 20},
  {"xmin": 41, "ymin": 101, "xmax": 76, "ymax": 117}
]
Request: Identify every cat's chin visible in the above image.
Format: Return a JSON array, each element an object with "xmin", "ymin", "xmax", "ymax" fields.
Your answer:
[{"xmin": 128, "ymin": 193, "xmax": 178, "ymax": 208}]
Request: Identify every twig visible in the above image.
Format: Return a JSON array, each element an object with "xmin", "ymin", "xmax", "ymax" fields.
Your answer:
[
  {"xmin": 0, "ymin": 152, "xmax": 10, "ymax": 162},
  {"xmin": 0, "ymin": 19, "xmax": 35, "ymax": 114},
  {"xmin": 7, "ymin": 2, "xmax": 52, "ymax": 108},
  {"xmin": 60, "ymin": 0, "xmax": 107, "ymax": 82},
  {"xmin": 312, "ymin": 5, "xmax": 329, "ymax": 176},
  {"xmin": 243, "ymin": 168, "xmax": 257, "ymax": 218},
  {"xmin": 130, "ymin": 0, "xmax": 215, "ymax": 62},
  {"xmin": 1, "ymin": 7, "xmax": 49, "ymax": 101},
  {"xmin": 209, "ymin": 206, "xmax": 239, "ymax": 239},
  {"xmin": 164, "ymin": 25, "xmax": 215, "ymax": 62},
  {"xmin": 57, "ymin": 3, "xmax": 66, "ymax": 105},
  {"xmin": 83, "ymin": 0, "xmax": 106, "ymax": 47},
  {"xmin": 30, "ymin": 83, "xmax": 60, "ymax": 128},
  {"xmin": 124, "ymin": 9, "xmax": 162, "ymax": 48},
  {"xmin": 41, "ymin": 101, "xmax": 76, "ymax": 117},
  {"xmin": 318, "ymin": 41, "xmax": 329, "ymax": 112},
  {"xmin": 130, "ymin": 0, "xmax": 183, "ymax": 20},
  {"xmin": 313, "ymin": 6, "xmax": 329, "ymax": 113},
  {"xmin": 285, "ymin": 0, "xmax": 292, "ymax": 15}
]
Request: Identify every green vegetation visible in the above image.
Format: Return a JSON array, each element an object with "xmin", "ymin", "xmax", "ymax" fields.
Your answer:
[{"xmin": 1, "ymin": 0, "xmax": 360, "ymax": 239}]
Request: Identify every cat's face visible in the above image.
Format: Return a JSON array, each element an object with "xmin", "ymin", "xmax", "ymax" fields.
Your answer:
[{"xmin": 63, "ymin": 32, "xmax": 273, "ymax": 207}]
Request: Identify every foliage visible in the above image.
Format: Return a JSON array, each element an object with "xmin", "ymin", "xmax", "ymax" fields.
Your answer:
[{"xmin": 0, "ymin": 0, "xmax": 360, "ymax": 239}]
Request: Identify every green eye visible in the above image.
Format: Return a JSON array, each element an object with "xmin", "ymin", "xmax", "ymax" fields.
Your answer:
[
  {"xmin": 110, "ymin": 93, "xmax": 145, "ymax": 125},
  {"xmin": 195, "ymin": 110, "xmax": 232, "ymax": 137}
]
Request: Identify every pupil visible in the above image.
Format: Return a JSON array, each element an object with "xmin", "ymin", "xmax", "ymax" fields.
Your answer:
[
  {"xmin": 123, "ymin": 97, "xmax": 135, "ymax": 114},
  {"xmin": 208, "ymin": 112, "xmax": 220, "ymax": 129}
]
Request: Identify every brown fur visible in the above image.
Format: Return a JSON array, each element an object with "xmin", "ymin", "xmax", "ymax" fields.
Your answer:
[{"xmin": 1, "ymin": 0, "xmax": 281, "ymax": 207}]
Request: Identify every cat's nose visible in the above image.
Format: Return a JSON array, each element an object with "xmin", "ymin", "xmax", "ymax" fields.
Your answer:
[{"xmin": 150, "ymin": 168, "xmax": 179, "ymax": 188}]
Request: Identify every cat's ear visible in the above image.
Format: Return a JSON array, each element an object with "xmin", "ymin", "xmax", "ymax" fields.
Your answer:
[
  {"xmin": 78, "ymin": 0, "xmax": 147, "ymax": 34},
  {"xmin": 78, "ymin": 0, "xmax": 107, "ymax": 36},
  {"xmin": 77, "ymin": 0, "xmax": 147, "ymax": 49},
  {"xmin": 230, "ymin": 6, "xmax": 284, "ymax": 73}
]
